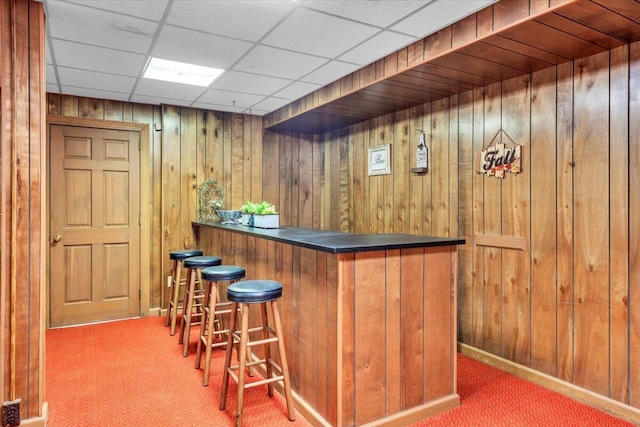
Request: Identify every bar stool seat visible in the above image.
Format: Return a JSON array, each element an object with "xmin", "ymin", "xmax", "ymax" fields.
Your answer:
[
  {"xmin": 165, "ymin": 249, "xmax": 203, "ymax": 336},
  {"xmin": 195, "ymin": 265, "xmax": 246, "ymax": 386},
  {"xmin": 219, "ymin": 280, "xmax": 295, "ymax": 426},
  {"xmin": 179, "ymin": 255, "xmax": 222, "ymax": 357}
]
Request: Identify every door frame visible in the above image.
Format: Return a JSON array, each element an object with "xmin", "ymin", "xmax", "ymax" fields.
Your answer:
[{"xmin": 46, "ymin": 115, "xmax": 152, "ymax": 327}]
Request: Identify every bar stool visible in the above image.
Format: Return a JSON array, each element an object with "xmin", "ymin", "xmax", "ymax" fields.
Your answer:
[
  {"xmin": 219, "ymin": 280, "xmax": 295, "ymax": 426},
  {"xmin": 179, "ymin": 255, "xmax": 222, "ymax": 357},
  {"xmin": 165, "ymin": 249, "xmax": 203, "ymax": 336},
  {"xmin": 195, "ymin": 265, "xmax": 246, "ymax": 386}
]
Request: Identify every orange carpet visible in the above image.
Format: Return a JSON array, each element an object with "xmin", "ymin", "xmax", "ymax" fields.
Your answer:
[{"xmin": 46, "ymin": 316, "xmax": 637, "ymax": 426}]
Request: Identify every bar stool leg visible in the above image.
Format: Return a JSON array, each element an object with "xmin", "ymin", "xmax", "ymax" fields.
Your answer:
[
  {"xmin": 235, "ymin": 303, "xmax": 250, "ymax": 427},
  {"xmin": 166, "ymin": 259, "xmax": 183, "ymax": 336},
  {"xmin": 179, "ymin": 267, "xmax": 198, "ymax": 356},
  {"xmin": 260, "ymin": 303, "xmax": 274, "ymax": 397},
  {"xmin": 219, "ymin": 302, "xmax": 238, "ymax": 411},
  {"xmin": 195, "ymin": 280, "xmax": 219, "ymax": 386}
]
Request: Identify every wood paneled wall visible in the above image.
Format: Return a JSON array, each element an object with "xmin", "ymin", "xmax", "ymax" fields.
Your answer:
[
  {"xmin": 43, "ymin": 41, "xmax": 640, "ymax": 415},
  {"xmin": 287, "ymin": 43, "xmax": 639, "ymax": 410},
  {"xmin": 1, "ymin": 0, "xmax": 46, "ymax": 421},
  {"xmin": 45, "ymin": 99, "xmax": 263, "ymax": 313}
]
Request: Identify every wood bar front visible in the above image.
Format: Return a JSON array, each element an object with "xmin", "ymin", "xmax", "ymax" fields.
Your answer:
[{"xmin": 193, "ymin": 222, "xmax": 463, "ymax": 427}]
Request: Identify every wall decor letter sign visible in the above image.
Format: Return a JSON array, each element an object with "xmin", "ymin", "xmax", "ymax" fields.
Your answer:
[
  {"xmin": 368, "ymin": 144, "xmax": 391, "ymax": 176},
  {"xmin": 480, "ymin": 130, "xmax": 522, "ymax": 179}
]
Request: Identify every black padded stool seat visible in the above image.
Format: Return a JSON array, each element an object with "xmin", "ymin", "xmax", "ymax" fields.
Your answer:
[
  {"xmin": 165, "ymin": 249, "xmax": 204, "ymax": 335},
  {"xmin": 220, "ymin": 279, "xmax": 294, "ymax": 426},
  {"xmin": 195, "ymin": 265, "xmax": 247, "ymax": 386},
  {"xmin": 201, "ymin": 265, "xmax": 246, "ymax": 282},
  {"xmin": 180, "ymin": 256, "xmax": 223, "ymax": 357},
  {"xmin": 169, "ymin": 249, "xmax": 203, "ymax": 261},
  {"xmin": 226, "ymin": 280, "xmax": 282, "ymax": 303},
  {"xmin": 183, "ymin": 255, "xmax": 222, "ymax": 269}
]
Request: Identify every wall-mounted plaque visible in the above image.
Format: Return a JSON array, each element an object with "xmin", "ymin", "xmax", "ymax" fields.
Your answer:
[{"xmin": 368, "ymin": 144, "xmax": 391, "ymax": 176}]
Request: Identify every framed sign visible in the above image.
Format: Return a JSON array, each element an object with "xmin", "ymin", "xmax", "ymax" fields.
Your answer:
[{"xmin": 368, "ymin": 144, "xmax": 391, "ymax": 176}]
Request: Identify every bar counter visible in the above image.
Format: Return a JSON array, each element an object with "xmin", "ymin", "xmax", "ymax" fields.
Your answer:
[{"xmin": 192, "ymin": 221, "xmax": 464, "ymax": 427}]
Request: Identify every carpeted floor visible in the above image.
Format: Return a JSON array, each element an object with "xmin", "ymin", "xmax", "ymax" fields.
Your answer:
[{"xmin": 46, "ymin": 316, "xmax": 636, "ymax": 426}]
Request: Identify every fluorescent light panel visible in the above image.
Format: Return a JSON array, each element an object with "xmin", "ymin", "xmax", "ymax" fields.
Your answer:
[{"xmin": 143, "ymin": 57, "xmax": 224, "ymax": 87}]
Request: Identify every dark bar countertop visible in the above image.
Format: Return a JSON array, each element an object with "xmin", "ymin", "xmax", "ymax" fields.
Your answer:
[{"xmin": 192, "ymin": 221, "xmax": 465, "ymax": 254}]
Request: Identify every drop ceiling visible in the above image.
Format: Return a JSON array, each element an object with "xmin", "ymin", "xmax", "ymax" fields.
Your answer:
[{"xmin": 43, "ymin": 0, "xmax": 496, "ymax": 116}]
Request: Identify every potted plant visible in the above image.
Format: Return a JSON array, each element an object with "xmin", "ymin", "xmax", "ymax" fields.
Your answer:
[{"xmin": 241, "ymin": 201, "xmax": 279, "ymax": 228}]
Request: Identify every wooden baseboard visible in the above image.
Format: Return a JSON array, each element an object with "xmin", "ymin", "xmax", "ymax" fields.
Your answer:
[
  {"xmin": 458, "ymin": 343, "xmax": 640, "ymax": 425},
  {"xmin": 18, "ymin": 402, "xmax": 48, "ymax": 427},
  {"xmin": 359, "ymin": 394, "xmax": 460, "ymax": 427}
]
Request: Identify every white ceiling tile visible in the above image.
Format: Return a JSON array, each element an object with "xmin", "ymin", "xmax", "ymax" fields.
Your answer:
[
  {"xmin": 197, "ymin": 89, "xmax": 265, "ymax": 109},
  {"xmin": 211, "ymin": 71, "xmax": 292, "ymax": 96},
  {"xmin": 46, "ymin": 1, "xmax": 157, "ymax": 54},
  {"xmin": 46, "ymin": 64, "xmax": 57, "ymax": 85},
  {"xmin": 135, "ymin": 79, "xmax": 206, "ymax": 101},
  {"xmin": 339, "ymin": 31, "xmax": 415, "ymax": 65},
  {"xmin": 47, "ymin": 83, "xmax": 60, "ymax": 93},
  {"xmin": 152, "ymin": 25, "xmax": 253, "ymax": 69},
  {"xmin": 303, "ymin": 1, "xmax": 428, "ymax": 28},
  {"xmin": 59, "ymin": 86, "xmax": 131, "ymax": 102},
  {"xmin": 273, "ymin": 81, "xmax": 322, "ymax": 100},
  {"xmin": 166, "ymin": 1, "xmax": 294, "ymax": 42},
  {"xmin": 301, "ymin": 61, "xmax": 362, "ymax": 86},
  {"xmin": 263, "ymin": 7, "xmax": 378, "ymax": 58},
  {"xmin": 235, "ymin": 45, "xmax": 328, "ymax": 80},
  {"xmin": 392, "ymin": 0, "xmax": 496, "ymax": 37},
  {"xmin": 63, "ymin": 0, "xmax": 169, "ymax": 21},
  {"xmin": 57, "ymin": 67, "xmax": 137, "ymax": 93},
  {"xmin": 51, "ymin": 39, "xmax": 146, "ymax": 77}
]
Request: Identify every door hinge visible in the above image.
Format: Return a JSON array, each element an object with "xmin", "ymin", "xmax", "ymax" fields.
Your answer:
[
  {"xmin": 139, "ymin": 289, "xmax": 142, "ymax": 300},
  {"xmin": 139, "ymin": 213, "xmax": 141, "ymax": 225}
]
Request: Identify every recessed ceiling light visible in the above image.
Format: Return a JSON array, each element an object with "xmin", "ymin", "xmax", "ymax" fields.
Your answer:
[{"xmin": 143, "ymin": 57, "xmax": 224, "ymax": 87}]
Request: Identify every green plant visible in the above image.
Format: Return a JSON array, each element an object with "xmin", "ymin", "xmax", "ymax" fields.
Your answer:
[{"xmin": 242, "ymin": 201, "xmax": 277, "ymax": 215}]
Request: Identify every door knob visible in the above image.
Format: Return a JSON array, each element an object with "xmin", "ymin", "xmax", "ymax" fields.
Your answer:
[{"xmin": 53, "ymin": 234, "xmax": 62, "ymax": 243}]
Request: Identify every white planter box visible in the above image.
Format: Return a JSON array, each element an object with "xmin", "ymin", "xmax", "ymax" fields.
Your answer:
[
  {"xmin": 250, "ymin": 214, "xmax": 279, "ymax": 229},
  {"xmin": 241, "ymin": 213, "xmax": 252, "ymax": 226}
]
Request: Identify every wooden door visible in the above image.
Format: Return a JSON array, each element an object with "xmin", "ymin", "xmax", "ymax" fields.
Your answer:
[{"xmin": 49, "ymin": 125, "xmax": 140, "ymax": 327}]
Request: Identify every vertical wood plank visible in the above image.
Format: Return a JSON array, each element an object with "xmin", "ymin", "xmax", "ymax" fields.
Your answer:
[
  {"xmin": 424, "ymin": 247, "xmax": 454, "ymax": 399},
  {"xmin": 482, "ymin": 82, "xmax": 503, "ymax": 356},
  {"xmin": 180, "ymin": 107, "xmax": 197, "ymax": 248},
  {"xmin": 432, "ymin": 98, "xmax": 450, "ymax": 237},
  {"xmin": 500, "ymin": 76, "xmax": 531, "ymax": 365},
  {"xmin": 400, "ymin": 248, "xmax": 425, "ymax": 408},
  {"xmin": 457, "ymin": 90, "xmax": 474, "ymax": 344},
  {"xmin": 104, "ymin": 99, "xmax": 123, "ymax": 121},
  {"xmin": 385, "ymin": 249, "xmax": 401, "ymax": 415},
  {"xmin": 530, "ymin": 66, "xmax": 558, "ymax": 375},
  {"xmin": 471, "ymin": 88, "xmax": 485, "ymax": 348},
  {"xmin": 608, "ymin": 45, "xmax": 629, "ymax": 403},
  {"xmin": 556, "ymin": 60, "xmax": 574, "ymax": 383},
  {"xmin": 299, "ymin": 133, "xmax": 313, "ymax": 228},
  {"xmin": 572, "ymin": 51, "xmax": 610, "ymax": 396},
  {"xmin": 393, "ymin": 109, "xmax": 409, "ymax": 234},
  {"xmin": 78, "ymin": 97, "xmax": 104, "ymax": 119},
  {"xmin": 629, "ymin": 40, "xmax": 640, "ymax": 408},
  {"xmin": 354, "ymin": 251, "xmax": 386, "ymax": 424},
  {"xmin": 408, "ymin": 104, "xmax": 424, "ymax": 236}
]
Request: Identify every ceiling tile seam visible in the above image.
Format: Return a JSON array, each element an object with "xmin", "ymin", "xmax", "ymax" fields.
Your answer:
[
  {"xmin": 127, "ymin": 0, "xmax": 175, "ymax": 104},
  {"xmin": 54, "ymin": 0, "xmax": 163, "ymax": 25}
]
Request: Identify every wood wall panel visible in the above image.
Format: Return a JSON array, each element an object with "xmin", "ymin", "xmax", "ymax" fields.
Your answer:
[
  {"xmin": 629, "ymin": 41, "xmax": 640, "ymax": 409},
  {"xmin": 41, "ymin": 37, "xmax": 640, "ymax": 420},
  {"xmin": 47, "ymin": 99, "xmax": 262, "ymax": 318},
  {"xmin": 529, "ymin": 66, "xmax": 558, "ymax": 376},
  {"xmin": 572, "ymin": 51, "xmax": 610, "ymax": 396},
  {"xmin": 299, "ymin": 41, "xmax": 640, "ymax": 414}
]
